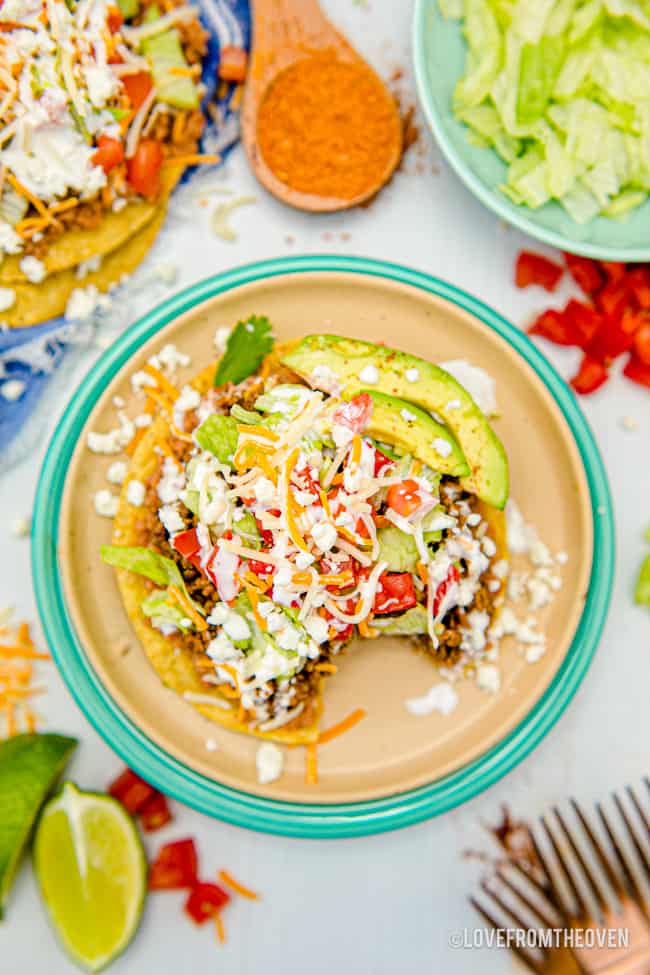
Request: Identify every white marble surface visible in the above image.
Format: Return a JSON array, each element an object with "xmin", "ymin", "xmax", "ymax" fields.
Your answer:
[{"xmin": 2, "ymin": 1, "xmax": 649, "ymax": 972}]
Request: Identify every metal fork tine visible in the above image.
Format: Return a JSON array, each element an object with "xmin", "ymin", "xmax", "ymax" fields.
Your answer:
[
  {"xmin": 626, "ymin": 784, "xmax": 650, "ymax": 838},
  {"xmin": 570, "ymin": 799, "xmax": 625, "ymax": 898},
  {"xmin": 554, "ymin": 805, "xmax": 609, "ymax": 915},
  {"xmin": 540, "ymin": 815, "xmax": 588, "ymax": 920},
  {"xmin": 494, "ymin": 865, "xmax": 558, "ymax": 929},
  {"xmin": 469, "ymin": 896, "xmax": 543, "ymax": 975},
  {"xmin": 597, "ymin": 802, "xmax": 648, "ymax": 913},
  {"xmin": 613, "ymin": 791, "xmax": 650, "ymax": 884},
  {"xmin": 528, "ymin": 824, "xmax": 571, "ymax": 919}
]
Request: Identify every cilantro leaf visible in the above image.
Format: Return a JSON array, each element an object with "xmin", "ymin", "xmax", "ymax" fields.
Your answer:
[{"xmin": 213, "ymin": 316, "xmax": 274, "ymax": 387}]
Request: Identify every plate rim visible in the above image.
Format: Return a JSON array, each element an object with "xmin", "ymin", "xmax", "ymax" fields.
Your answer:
[
  {"xmin": 411, "ymin": 0, "xmax": 650, "ymax": 262},
  {"xmin": 32, "ymin": 255, "xmax": 614, "ymax": 838}
]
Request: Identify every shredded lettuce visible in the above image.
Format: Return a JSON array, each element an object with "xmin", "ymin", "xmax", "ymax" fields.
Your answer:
[
  {"xmin": 195, "ymin": 414, "xmax": 239, "ymax": 467},
  {"xmin": 101, "ymin": 545, "xmax": 204, "ymax": 616},
  {"xmin": 232, "ymin": 510, "xmax": 261, "ymax": 549},
  {"xmin": 141, "ymin": 591, "xmax": 194, "ymax": 631},
  {"xmin": 377, "ymin": 526, "xmax": 419, "ymax": 573},
  {"xmin": 445, "ymin": 0, "xmax": 650, "ymax": 220}
]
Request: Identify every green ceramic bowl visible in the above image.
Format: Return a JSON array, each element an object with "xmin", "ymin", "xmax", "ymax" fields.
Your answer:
[
  {"xmin": 412, "ymin": 0, "xmax": 650, "ymax": 261},
  {"xmin": 32, "ymin": 257, "xmax": 613, "ymax": 838}
]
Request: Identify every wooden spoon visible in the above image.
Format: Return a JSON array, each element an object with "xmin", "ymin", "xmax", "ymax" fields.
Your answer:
[{"xmin": 242, "ymin": 0, "xmax": 403, "ymax": 212}]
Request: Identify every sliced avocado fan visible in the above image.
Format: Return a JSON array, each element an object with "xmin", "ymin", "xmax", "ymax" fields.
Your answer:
[{"xmin": 282, "ymin": 335, "xmax": 509, "ymax": 509}]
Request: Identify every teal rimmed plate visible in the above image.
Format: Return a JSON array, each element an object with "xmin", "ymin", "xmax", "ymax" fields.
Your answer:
[
  {"xmin": 412, "ymin": 0, "xmax": 650, "ymax": 261},
  {"xmin": 32, "ymin": 256, "xmax": 613, "ymax": 838}
]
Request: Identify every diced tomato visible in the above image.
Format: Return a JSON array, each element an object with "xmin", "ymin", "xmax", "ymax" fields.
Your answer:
[
  {"xmin": 247, "ymin": 557, "xmax": 275, "ymax": 577},
  {"xmin": 185, "ymin": 883, "xmax": 231, "ymax": 924},
  {"xmin": 564, "ymin": 253, "xmax": 604, "ymax": 296},
  {"xmin": 515, "ymin": 251, "xmax": 564, "ymax": 292},
  {"xmin": 373, "ymin": 447, "xmax": 394, "ymax": 477},
  {"xmin": 587, "ymin": 308, "xmax": 638, "ymax": 362},
  {"xmin": 127, "ymin": 139, "xmax": 163, "ymax": 199},
  {"xmin": 107, "ymin": 50, "xmax": 124, "ymax": 64},
  {"xmin": 172, "ymin": 528, "xmax": 201, "ymax": 558},
  {"xmin": 595, "ymin": 280, "xmax": 630, "ymax": 320},
  {"xmin": 92, "ymin": 135, "xmax": 124, "ymax": 175},
  {"xmin": 332, "ymin": 393, "xmax": 373, "ymax": 434},
  {"xmin": 108, "ymin": 767, "xmax": 155, "ymax": 814},
  {"xmin": 528, "ymin": 308, "xmax": 577, "ymax": 347},
  {"xmin": 149, "ymin": 838, "xmax": 199, "ymax": 891},
  {"xmin": 106, "ymin": 5, "xmax": 123, "ymax": 32},
  {"xmin": 600, "ymin": 261, "xmax": 627, "ymax": 285},
  {"xmin": 139, "ymin": 792, "xmax": 172, "ymax": 833},
  {"xmin": 627, "ymin": 267, "xmax": 650, "ymax": 310},
  {"xmin": 570, "ymin": 355, "xmax": 609, "ymax": 395},
  {"xmin": 386, "ymin": 479, "xmax": 422, "ymax": 518},
  {"xmin": 563, "ymin": 299, "xmax": 601, "ymax": 347},
  {"xmin": 122, "ymin": 71, "xmax": 154, "ymax": 110},
  {"xmin": 432, "ymin": 565, "xmax": 460, "ymax": 618},
  {"xmin": 623, "ymin": 353, "xmax": 650, "ymax": 388},
  {"xmin": 633, "ymin": 320, "xmax": 650, "ymax": 365},
  {"xmin": 218, "ymin": 45, "xmax": 248, "ymax": 83},
  {"xmin": 373, "ymin": 573, "xmax": 417, "ymax": 615}
]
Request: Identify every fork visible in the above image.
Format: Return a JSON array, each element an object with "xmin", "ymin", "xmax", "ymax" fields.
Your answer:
[{"xmin": 471, "ymin": 780, "xmax": 650, "ymax": 975}]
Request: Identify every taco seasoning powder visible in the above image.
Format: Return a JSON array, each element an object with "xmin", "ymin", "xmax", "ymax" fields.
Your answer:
[{"xmin": 256, "ymin": 54, "xmax": 401, "ymax": 201}]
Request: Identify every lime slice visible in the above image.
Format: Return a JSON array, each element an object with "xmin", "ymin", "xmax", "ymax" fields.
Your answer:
[
  {"xmin": 0, "ymin": 733, "xmax": 77, "ymax": 918},
  {"xmin": 33, "ymin": 782, "xmax": 147, "ymax": 972}
]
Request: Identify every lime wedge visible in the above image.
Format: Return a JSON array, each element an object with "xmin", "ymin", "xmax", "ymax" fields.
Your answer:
[
  {"xmin": 33, "ymin": 782, "xmax": 147, "ymax": 973},
  {"xmin": 0, "ymin": 733, "xmax": 77, "ymax": 918}
]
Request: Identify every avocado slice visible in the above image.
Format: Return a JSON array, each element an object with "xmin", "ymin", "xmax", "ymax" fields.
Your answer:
[
  {"xmin": 283, "ymin": 335, "xmax": 509, "ymax": 509},
  {"xmin": 374, "ymin": 604, "xmax": 428, "ymax": 636},
  {"xmin": 117, "ymin": 0, "xmax": 139, "ymax": 19},
  {"xmin": 363, "ymin": 390, "xmax": 469, "ymax": 478},
  {"xmin": 143, "ymin": 29, "xmax": 199, "ymax": 110}
]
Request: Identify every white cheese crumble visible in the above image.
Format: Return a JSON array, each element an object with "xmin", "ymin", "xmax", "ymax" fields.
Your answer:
[
  {"xmin": 19, "ymin": 256, "xmax": 46, "ymax": 284},
  {"xmin": 1, "ymin": 379, "xmax": 26, "ymax": 402},
  {"xmin": 439, "ymin": 360, "xmax": 498, "ymax": 416},
  {"xmin": 126, "ymin": 480, "xmax": 145, "ymax": 507},
  {"xmin": 432, "ymin": 437, "xmax": 452, "ymax": 458},
  {"xmin": 400, "ymin": 407, "xmax": 418, "ymax": 423},
  {"xmin": 11, "ymin": 516, "xmax": 31, "ymax": 537},
  {"xmin": 93, "ymin": 489, "xmax": 119, "ymax": 518},
  {"xmin": 87, "ymin": 413, "xmax": 135, "ymax": 455},
  {"xmin": 107, "ymin": 461, "xmax": 127, "ymax": 485},
  {"xmin": 149, "ymin": 344, "xmax": 190, "ymax": 375},
  {"xmin": 0, "ymin": 289, "xmax": 16, "ymax": 313},
  {"xmin": 159, "ymin": 504, "xmax": 185, "ymax": 535},
  {"xmin": 476, "ymin": 663, "xmax": 501, "ymax": 693},
  {"xmin": 309, "ymin": 364, "xmax": 341, "ymax": 394},
  {"xmin": 406, "ymin": 682, "xmax": 459, "ymax": 717},
  {"xmin": 256, "ymin": 742, "xmax": 284, "ymax": 784},
  {"xmin": 65, "ymin": 285, "xmax": 111, "ymax": 322},
  {"xmin": 359, "ymin": 364, "xmax": 379, "ymax": 385},
  {"xmin": 310, "ymin": 520, "xmax": 338, "ymax": 553},
  {"xmin": 405, "ymin": 367, "xmax": 420, "ymax": 382},
  {"xmin": 213, "ymin": 326, "xmax": 232, "ymax": 354}
]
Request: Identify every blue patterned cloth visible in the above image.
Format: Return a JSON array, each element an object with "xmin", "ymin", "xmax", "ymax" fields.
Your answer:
[{"xmin": 0, "ymin": 0, "xmax": 250, "ymax": 454}]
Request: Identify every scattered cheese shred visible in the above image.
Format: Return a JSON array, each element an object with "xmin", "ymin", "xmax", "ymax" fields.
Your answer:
[
  {"xmin": 0, "ymin": 619, "xmax": 48, "ymax": 738},
  {"xmin": 168, "ymin": 586, "xmax": 207, "ymax": 632},
  {"xmin": 305, "ymin": 742, "xmax": 318, "ymax": 785},
  {"xmin": 318, "ymin": 708, "xmax": 367, "ymax": 745},
  {"xmin": 214, "ymin": 912, "xmax": 226, "ymax": 945},
  {"xmin": 142, "ymin": 363, "xmax": 180, "ymax": 402},
  {"xmin": 217, "ymin": 869, "xmax": 260, "ymax": 901}
]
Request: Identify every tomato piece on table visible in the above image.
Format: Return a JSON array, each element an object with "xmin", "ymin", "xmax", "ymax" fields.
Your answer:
[
  {"xmin": 386, "ymin": 479, "xmax": 424, "ymax": 518},
  {"xmin": 570, "ymin": 355, "xmax": 609, "ymax": 395},
  {"xmin": 122, "ymin": 71, "xmax": 154, "ymax": 110},
  {"xmin": 149, "ymin": 838, "xmax": 199, "ymax": 890},
  {"xmin": 185, "ymin": 883, "xmax": 231, "ymax": 924},
  {"xmin": 515, "ymin": 251, "xmax": 564, "ymax": 292},
  {"xmin": 528, "ymin": 309, "xmax": 577, "ymax": 347},
  {"xmin": 599, "ymin": 261, "xmax": 627, "ymax": 285},
  {"xmin": 595, "ymin": 280, "xmax": 630, "ymax": 320},
  {"xmin": 627, "ymin": 267, "xmax": 650, "ymax": 310},
  {"xmin": 588, "ymin": 308, "xmax": 638, "ymax": 363},
  {"xmin": 632, "ymin": 321, "xmax": 650, "ymax": 365},
  {"xmin": 623, "ymin": 353, "xmax": 650, "ymax": 388},
  {"xmin": 432, "ymin": 565, "xmax": 460, "ymax": 618},
  {"xmin": 564, "ymin": 253, "xmax": 604, "ymax": 296},
  {"xmin": 108, "ymin": 767, "xmax": 155, "ymax": 814},
  {"xmin": 127, "ymin": 139, "xmax": 163, "ymax": 199},
  {"xmin": 218, "ymin": 45, "xmax": 248, "ymax": 83},
  {"xmin": 563, "ymin": 299, "xmax": 601, "ymax": 347},
  {"xmin": 139, "ymin": 792, "xmax": 173, "ymax": 833},
  {"xmin": 92, "ymin": 135, "xmax": 124, "ymax": 174},
  {"xmin": 332, "ymin": 393, "xmax": 373, "ymax": 434},
  {"xmin": 373, "ymin": 573, "xmax": 417, "ymax": 615}
]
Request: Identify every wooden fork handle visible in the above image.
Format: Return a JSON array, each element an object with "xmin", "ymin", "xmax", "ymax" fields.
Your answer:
[{"xmin": 595, "ymin": 944, "xmax": 650, "ymax": 975}]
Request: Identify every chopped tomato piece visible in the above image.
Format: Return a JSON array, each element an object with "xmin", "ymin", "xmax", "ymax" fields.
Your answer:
[
  {"xmin": 570, "ymin": 355, "xmax": 608, "ymax": 395},
  {"xmin": 564, "ymin": 299, "xmax": 601, "ymax": 347},
  {"xmin": 623, "ymin": 353, "xmax": 650, "ymax": 388},
  {"xmin": 247, "ymin": 557, "xmax": 275, "ymax": 577},
  {"xmin": 633, "ymin": 321, "xmax": 650, "ymax": 365},
  {"xmin": 595, "ymin": 280, "xmax": 630, "ymax": 320},
  {"xmin": 332, "ymin": 393, "xmax": 373, "ymax": 434},
  {"xmin": 373, "ymin": 446, "xmax": 395, "ymax": 476},
  {"xmin": 627, "ymin": 267, "xmax": 650, "ymax": 310},
  {"xmin": 126, "ymin": 139, "xmax": 163, "ymax": 199},
  {"xmin": 373, "ymin": 573, "xmax": 417, "ymax": 615},
  {"xmin": 149, "ymin": 838, "xmax": 199, "ymax": 890},
  {"xmin": 108, "ymin": 767, "xmax": 155, "ymax": 814},
  {"xmin": 218, "ymin": 45, "xmax": 248, "ymax": 83},
  {"xmin": 564, "ymin": 253, "xmax": 604, "ymax": 295},
  {"xmin": 139, "ymin": 792, "xmax": 172, "ymax": 833},
  {"xmin": 600, "ymin": 261, "xmax": 627, "ymax": 285},
  {"xmin": 432, "ymin": 565, "xmax": 460, "ymax": 618},
  {"xmin": 588, "ymin": 308, "xmax": 638, "ymax": 362},
  {"xmin": 92, "ymin": 135, "xmax": 124, "ymax": 175},
  {"xmin": 386, "ymin": 479, "xmax": 422, "ymax": 517},
  {"xmin": 122, "ymin": 71, "xmax": 154, "ymax": 110},
  {"xmin": 528, "ymin": 309, "xmax": 577, "ymax": 347},
  {"xmin": 106, "ymin": 5, "xmax": 123, "ymax": 31},
  {"xmin": 172, "ymin": 528, "xmax": 201, "ymax": 559},
  {"xmin": 185, "ymin": 883, "xmax": 231, "ymax": 924},
  {"xmin": 515, "ymin": 251, "xmax": 564, "ymax": 292}
]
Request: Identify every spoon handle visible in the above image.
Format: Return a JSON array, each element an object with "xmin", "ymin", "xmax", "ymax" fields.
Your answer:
[{"xmin": 251, "ymin": 0, "xmax": 343, "ymax": 63}]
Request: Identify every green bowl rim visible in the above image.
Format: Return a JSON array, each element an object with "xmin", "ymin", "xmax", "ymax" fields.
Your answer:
[
  {"xmin": 412, "ymin": 0, "xmax": 650, "ymax": 262},
  {"xmin": 32, "ymin": 255, "xmax": 614, "ymax": 839}
]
